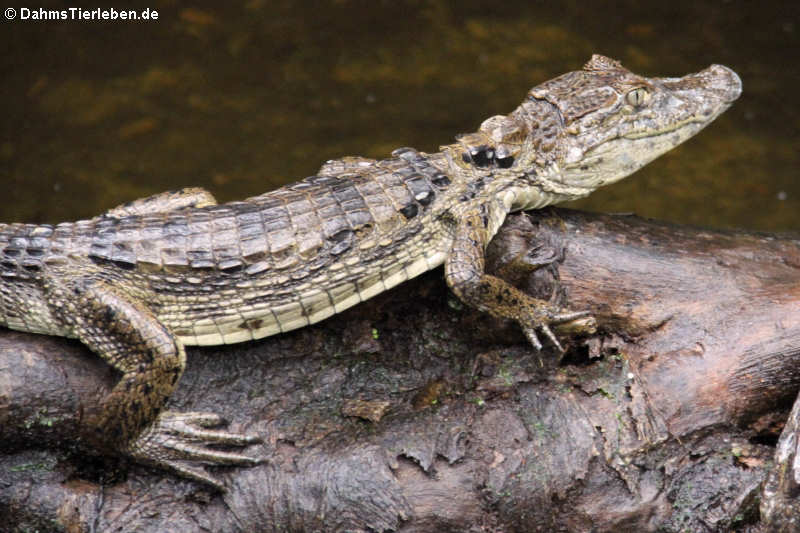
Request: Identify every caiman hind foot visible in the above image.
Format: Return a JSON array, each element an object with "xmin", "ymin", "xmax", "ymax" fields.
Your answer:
[
  {"xmin": 127, "ymin": 411, "xmax": 262, "ymax": 491},
  {"xmin": 45, "ymin": 275, "xmax": 260, "ymax": 490}
]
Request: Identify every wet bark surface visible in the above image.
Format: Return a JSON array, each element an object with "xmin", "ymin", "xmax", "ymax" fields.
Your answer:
[{"xmin": 1, "ymin": 208, "xmax": 799, "ymax": 532}]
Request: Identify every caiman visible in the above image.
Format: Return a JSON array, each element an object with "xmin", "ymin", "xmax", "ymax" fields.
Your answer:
[{"xmin": 0, "ymin": 55, "xmax": 742, "ymax": 489}]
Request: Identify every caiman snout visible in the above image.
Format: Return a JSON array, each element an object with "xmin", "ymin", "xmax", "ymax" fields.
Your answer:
[
  {"xmin": 702, "ymin": 64, "xmax": 743, "ymax": 104},
  {"xmin": 660, "ymin": 63, "xmax": 742, "ymax": 119}
]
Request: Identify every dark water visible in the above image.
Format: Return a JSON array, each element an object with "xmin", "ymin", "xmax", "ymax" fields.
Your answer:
[{"xmin": 2, "ymin": 1, "xmax": 798, "ymax": 231}]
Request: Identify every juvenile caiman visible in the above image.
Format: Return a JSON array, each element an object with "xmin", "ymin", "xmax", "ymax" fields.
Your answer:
[{"xmin": 0, "ymin": 55, "xmax": 742, "ymax": 489}]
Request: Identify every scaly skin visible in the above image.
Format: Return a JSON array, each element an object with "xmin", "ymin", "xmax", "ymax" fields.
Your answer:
[{"xmin": 0, "ymin": 56, "xmax": 741, "ymax": 489}]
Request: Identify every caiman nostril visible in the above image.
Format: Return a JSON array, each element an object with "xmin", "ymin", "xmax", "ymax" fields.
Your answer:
[{"xmin": 707, "ymin": 64, "xmax": 743, "ymax": 102}]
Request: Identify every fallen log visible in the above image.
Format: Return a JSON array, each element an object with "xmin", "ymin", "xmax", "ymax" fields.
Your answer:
[{"xmin": 1, "ymin": 207, "xmax": 798, "ymax": 532}]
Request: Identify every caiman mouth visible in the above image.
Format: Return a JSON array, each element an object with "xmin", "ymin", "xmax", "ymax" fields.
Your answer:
[
  {"xmin": 622, "ymin": 117, "xmax": 707, "ymax": 140},
  {"xmin": 623, "ymin": 114, "xmax": 722, "ymax": 140}
]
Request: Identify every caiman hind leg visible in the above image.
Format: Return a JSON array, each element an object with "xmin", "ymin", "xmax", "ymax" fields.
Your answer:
[
  {"xmin": 103, "ymin": 187, "xmax": 218, "ymax": 218},
  {"xmin": 445, "ymin": 210, "xmax": 595, "ymax": 351},
  {"xmin": 45, "ymin": 276, "xmax": 260, "ymax": 490}
]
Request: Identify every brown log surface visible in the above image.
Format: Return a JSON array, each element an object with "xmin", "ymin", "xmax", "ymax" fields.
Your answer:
[{"xmin": 1, "ymin": 208, "xmax": 798, "ymax": 532}]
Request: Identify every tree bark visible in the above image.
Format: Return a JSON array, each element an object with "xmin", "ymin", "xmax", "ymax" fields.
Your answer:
[{"xmin": 1, "ymin": 208, "xmax": 798, "ymax": 532}]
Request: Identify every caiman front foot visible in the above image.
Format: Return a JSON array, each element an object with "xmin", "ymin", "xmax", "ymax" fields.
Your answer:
[
  {"xmin": 126, "ymin": 410, "xmax": 262, "ymax": 491},
  {"xmin": 446, "ymin": 210, "xmax": 597, "ymax": 354},
  {"xmin": 520, "ymin": 307, "xmax": 596, "ymax": 352}
]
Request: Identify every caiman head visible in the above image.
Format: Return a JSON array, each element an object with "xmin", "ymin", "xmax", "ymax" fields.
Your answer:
[{"xmin": 457, "ymin": 54, "xmax": 742, "ymax": 209}]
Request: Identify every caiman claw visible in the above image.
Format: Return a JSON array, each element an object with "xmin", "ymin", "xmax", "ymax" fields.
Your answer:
[{"xmin": 521, "ymin": 308, "xmax": 596, "ymax": 352}]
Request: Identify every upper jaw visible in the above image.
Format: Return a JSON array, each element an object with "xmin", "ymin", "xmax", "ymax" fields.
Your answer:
[{"xmin": 659, "ymin": 64, "xmax": 743, "ymax": 105}]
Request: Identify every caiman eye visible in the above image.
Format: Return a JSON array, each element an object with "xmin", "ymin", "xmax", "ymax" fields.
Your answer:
[{"xmin": 626, "ymin": 87, "xmax": 650, "ymax": 107}]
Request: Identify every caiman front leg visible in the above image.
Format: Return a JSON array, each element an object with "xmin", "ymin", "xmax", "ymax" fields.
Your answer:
[
  {"xmin": 46, "ymin": 276, "xmax": 260, "ymax": 490},
  {"xmin": 445, "ymin": 210, "xmax": 594, "ymax": 351},
  {"xmin": 103, "ymin": 187, "xmax": 218, "ymax": 218}
]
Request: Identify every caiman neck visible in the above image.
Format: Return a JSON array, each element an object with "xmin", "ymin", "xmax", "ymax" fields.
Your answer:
[{"xmin": 431, "ymin": 96, "xmax": 584, "ymax": 213}]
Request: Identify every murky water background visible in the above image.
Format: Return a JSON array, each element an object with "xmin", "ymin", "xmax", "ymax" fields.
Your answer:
[{"xmin": 1, "ymin": 1, "xmax": 798, "ymax": 231}]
